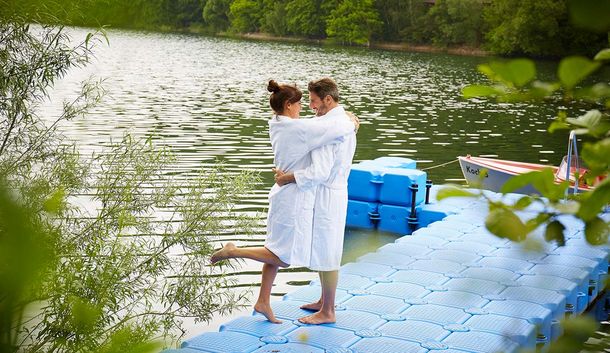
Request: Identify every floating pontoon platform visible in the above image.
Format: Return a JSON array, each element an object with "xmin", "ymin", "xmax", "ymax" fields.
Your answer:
[{"xmin": 164, "ymin": 185, "xmax": 609, "ymax": 353}]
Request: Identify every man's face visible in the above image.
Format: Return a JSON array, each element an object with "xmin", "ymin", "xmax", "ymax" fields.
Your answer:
[{"xmin": 308, "ymin": 91, "xmax": 329, "ymax": 117}]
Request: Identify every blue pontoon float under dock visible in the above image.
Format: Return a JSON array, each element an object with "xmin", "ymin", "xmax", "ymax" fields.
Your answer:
[{"xmin": 165, "ymin": 158, "xmax": 609, "ymax": 353}]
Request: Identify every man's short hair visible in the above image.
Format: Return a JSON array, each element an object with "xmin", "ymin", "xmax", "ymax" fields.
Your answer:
[{"xmin": 308, "ymin": 78, "xmax": 339, "ymax": 102}]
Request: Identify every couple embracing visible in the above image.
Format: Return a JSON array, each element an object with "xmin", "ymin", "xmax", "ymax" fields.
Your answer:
[{"xmin": 211, "ymin": 78, "xmax": 358, "ymax": 325}]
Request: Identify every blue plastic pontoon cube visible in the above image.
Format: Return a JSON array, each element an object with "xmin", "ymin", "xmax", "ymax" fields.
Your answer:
[
  {"xmin": 346, "ymin": 200, "xmax": 379, "ymax": 229},
  {"xmin": 378, "ymin": 204, "xmax": 413, "ymax": 235},
  {"xmin": 379, "ymin": 168, "xmax": 427, "ymax": 207},
  {"xmin": 364, "ymin": 156, "xmax": 417, "ymax": 169},
  {"xmin": 347, "ymin": 163, "xmax": 384, "ymax": 202}
]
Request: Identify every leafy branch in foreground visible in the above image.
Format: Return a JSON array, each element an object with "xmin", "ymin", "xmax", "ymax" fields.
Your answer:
[
  {"xmin": 439, "ymin": 3, "xmax": 610, "ymax": 350},
  {"xmin": 1, "ymin": 13, "xmax": 260, "ymax": 353},
  {"xmin": 450, "ymin": 37, "xmax": 610, "ymax": 246}
]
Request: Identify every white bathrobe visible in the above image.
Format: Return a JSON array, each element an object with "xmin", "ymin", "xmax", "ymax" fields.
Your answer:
[
  {"xmin": 265, "ymin": 111, "xmax": 355, "ymax": 267},
  {"xmin": 293, "ymin": 106, "xmax": 357, "ymax": 271}
]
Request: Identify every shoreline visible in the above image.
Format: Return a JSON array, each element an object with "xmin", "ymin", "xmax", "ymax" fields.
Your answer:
[
  {"xmin": 220, "ymin": 32, "xmax": 490, "ymax": 57},
  {"xmin": 64, "ymin": 23, "xmax": 491, "ymax": 58}
]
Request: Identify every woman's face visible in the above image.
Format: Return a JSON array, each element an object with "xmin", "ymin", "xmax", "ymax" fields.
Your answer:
[{"xmin": 284, "ymin": 99, "xmax": 302, "ymax": 119}]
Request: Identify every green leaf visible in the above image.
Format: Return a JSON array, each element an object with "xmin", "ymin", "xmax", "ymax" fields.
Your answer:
[
  {"xmin": 501, "ymin": 168, "xmax": 566, "ymax": 201},
  {"xmin": 554, "ymin": 201, "xmax": 580, "ymax": 214},
  {"xmin": 544, "ymin": 220, "xmax": 566, "ymax": 246},
  {"xmin": 530, "ymin": 80, "xmax": 560, "ymax": 99},
  {"xmin": 43, "ymin": 188, "xmax": 65, "ymax": 214},
  {"xmin": 436, "ymin": 186, "xmax": 477, "ymax": 201},
  {"xmin": 507, "ymin": 59, "xmax": 537, "ymax": 87},
  {"xmin": 565, "ymin": 110, "xmax": 610, "ymax": 138},
  {"xmin": 477, "ymin": 63, "xmax": 496, "ymax": 81},
  {"xmin": 566, "ymin": 109, "xmax": 602, "ymax": 128},
  {"xmin": 594, "ymin": 48, "xmax": 610, "ymax": 61},
  {"xmin": 549, "ymin": 111, "xmax": 570, "ymax": 133},
  {"xmin": 525, "ymin": 212, "xmax": 551, "ymax": 232},
  {"xmin": 480, "ymin": 59, "xmax": 536, "ymax": 87},
  {"xmin": 501, "ymin": 170, "xmax": 545, "ymax": 194},
  {"xmin": 558, "ymin": 56, "xmax": 601, "ymax": 90},
  {"xmin": 485, "ymin": 208, "xmax": 528, "ymax": 242},
  {"xmin": 582, "ymin": 138, "xmax": 610, "ymax": 172},
  {"xmin": 549, "ymin": 120, "xmax": 571, "ymax": 133},
  {"xmin": 585, "ymin": 217, "xmax": 609, "ymax": 245},
  {"xmin": 462, "ymin": 85, "xmax": 503, "ymax": 98},
  {"xmin": 568, "ymin": 0, "xmax": 610, "ymax": 32},
  {"xmin": 498, "ymin": 91, "xmax": 535, "ymax": 103},
  {"xmin": 561, "ymin": 315, "xmax": 599, "ymax": 341},
  {"xmin": 512, "ymin": 196, "xmax": 533, "ymax": 210},
  {"xmin": 70, "ymin": 297, "xmax": 102, "ymax": 333},
  {"xmin": 574, "ymin": 83, "xmax": 610, "ymax": 102},
  {"xmin": 577, "ymin": 179, "xmax": 610, "ymax": 221}
]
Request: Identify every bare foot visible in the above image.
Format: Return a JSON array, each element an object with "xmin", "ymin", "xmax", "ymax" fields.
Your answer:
[
  {"xmin": 210, "ymin": 242, "xmax": 236, "ymax": 264},
  {"xmin": 299, "ymin": 301, "xmax": 322, "ymax": 311},
  {"xmin": 253, "ymin": 302, "xmax": 282, "ymax": 324},
  {"xmin": 298, "ymin": 311, "xmax": 335, "ymax": 325}
]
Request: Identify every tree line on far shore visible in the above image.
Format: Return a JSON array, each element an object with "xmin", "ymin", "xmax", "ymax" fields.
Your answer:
[{"xmin": 3, "ymin": 0, "xmax": 608, "ymax": 57}]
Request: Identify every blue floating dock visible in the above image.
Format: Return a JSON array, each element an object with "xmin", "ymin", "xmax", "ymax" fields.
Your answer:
[{"xmin": 166, "ymin": 185, "xmax": 609, "ymax": 353}]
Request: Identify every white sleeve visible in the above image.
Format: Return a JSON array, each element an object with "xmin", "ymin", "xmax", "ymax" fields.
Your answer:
[
  {"xmin": 297, "ymin": 117, "xmax": 355, "ymax": 153},
  {"xmin": 293, "ymin": 145, "xmax": 334, "ymax": 190}
]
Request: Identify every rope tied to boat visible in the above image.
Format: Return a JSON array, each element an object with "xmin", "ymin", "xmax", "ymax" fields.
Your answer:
[{"xmin": 421, "ymin": 158, "xmax": 459, "ymax": 171}]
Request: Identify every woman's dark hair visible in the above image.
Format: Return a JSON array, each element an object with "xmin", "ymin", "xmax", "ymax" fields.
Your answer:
[
  {"xmin": 308, "ymin": 77, "xmax": 339, "ymax": 102},
  {"xmin": 267, "ymin": 80, "xmax": 302, "ymax": 115}
]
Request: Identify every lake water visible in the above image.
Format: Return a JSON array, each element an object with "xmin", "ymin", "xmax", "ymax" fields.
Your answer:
[{"xmin": 43, "ymin": 27, "xmax": 588, "ymax": 339}]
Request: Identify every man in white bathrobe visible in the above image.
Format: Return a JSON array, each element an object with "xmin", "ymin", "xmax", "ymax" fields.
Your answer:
[{"xmin": 275, "ymin": 78, "xmax": 357, "ymax": 324}]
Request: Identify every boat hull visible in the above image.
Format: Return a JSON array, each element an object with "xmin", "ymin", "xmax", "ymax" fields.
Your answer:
[{"xmin": 458, "ymin": 156, "xmax": 550, "ymax": 195}]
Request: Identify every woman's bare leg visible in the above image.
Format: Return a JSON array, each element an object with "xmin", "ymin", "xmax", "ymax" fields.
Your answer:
[
  {"xmin": 253, "ymin": 263, "xmax": 282, "ymax": 323},
  {"xmin": 300, "ymin": 272, "xmax": 324, "ymax": 311},
  {"xmin": 298, "ymin": 270, "xmax": 338, "ymax": 324},
  {"xmin": 210, "ymin": 242, "xmax": 288, "ymax": 267}
]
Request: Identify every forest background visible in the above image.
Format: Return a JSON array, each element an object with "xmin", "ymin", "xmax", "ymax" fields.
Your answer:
[{"xmin": 6, "ymin": 0, "xmax": 609, "ymax": 57}]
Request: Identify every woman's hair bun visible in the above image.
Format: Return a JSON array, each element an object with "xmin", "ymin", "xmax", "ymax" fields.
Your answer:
[{"xmin": 267, "ymin": 80, "xmax": 280, "ymax": 93}]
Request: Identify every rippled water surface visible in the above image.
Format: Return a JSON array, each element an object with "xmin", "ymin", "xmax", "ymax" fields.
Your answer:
[{"xmin": 43, "ymin": 28, "xmax": 580, "ymax": 337}]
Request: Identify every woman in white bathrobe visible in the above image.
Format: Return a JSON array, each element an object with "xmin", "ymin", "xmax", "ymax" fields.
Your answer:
[{"xmin": 211, "ymin": 80, "xmax": 355, "ymax": 323}]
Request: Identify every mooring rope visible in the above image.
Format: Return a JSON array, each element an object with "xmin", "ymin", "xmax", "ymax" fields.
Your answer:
[{"xmin": 421, "ymin": 158, "xmax": 459, "ymax": 171}]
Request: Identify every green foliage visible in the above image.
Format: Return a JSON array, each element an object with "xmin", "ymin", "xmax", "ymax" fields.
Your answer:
[
  {"xmin": 477, "ymin": 59, "xmax": 537, "ymax": 89},
  {"xmin": 500, "ymin": 169, "xmax": 568, "ymax": 202},
  {"xmin": 544, "ymin": 220, "xmax": 566, "ymax": 246},
  {"xmin": 595, "ymin": 49, "xmax": 610, "ymax": 61},
  {"xmin": 203, "ymin": 0, "xmax": 232, "ymax": 32},
  {"xmin": 1, "ymin": 13, "xmax": 259, "ymax": 353},
  {"xmin": 427, "ymin": 0, "xmax": 485, "ymax": 47},
  {"xmin": 485, "ymin": 208, "xmax": 527, "ymax": 242},
  {"xmin": 458, "ymin": 48, "xmax": 610, "ymax": 243},
  {"xmin": 483, "ymin": 0, "xmax": 607, "ymax": 57},
  {"xmin": 568, "ymin": 0, "xmax": 610, "ymax": 33},
  {"xmin": 285, "ymin": 0, "xmax": 328, "ymax": 38},
  {"xmin": 559, "ymin": 57, "xmax": 602, "ymax": 90},
  {"xmin": 435, "ymin": 185, "xmax": 477, "ymax": 200},
  {"xmin": 519, "ymin": 315, "xmax": 610, "ymax": 353},
  {"xmin": 375, "ymin": 0, "xmax": 428, "ymax": 42},
  {"xmin": 326, "ymin": 0, "xmax": 383, "ymax": 45},
  {"xmin": 159, "ymin": 0, "xmax": 205, "ymax": 28},
  {"xmin": 454, "ymin": 1, "xmax": 610, "ymax": 249},
  {"xmin": 229, "ymin": 0, "xmax": 263, "ymax": 33},
  {"xmin": 259, "ymin": 0, "xmax": 289, "ymax": 36},
  {"xmin": 0, "ymin": 0, "xmax": 205, "ymax": 30},
  {"xmin": 2, "ymin": 0, "xmax": 607, "ymax": 54}
]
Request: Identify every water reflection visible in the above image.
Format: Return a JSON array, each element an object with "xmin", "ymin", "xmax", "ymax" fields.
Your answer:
[{"xmin": 43, "ymin": 27, "xmax": 583, "ymax": 337}]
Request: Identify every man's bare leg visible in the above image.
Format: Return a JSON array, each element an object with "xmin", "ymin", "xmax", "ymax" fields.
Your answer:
[
  {"xmin": 298, "ymin": 270, "xmax": 338, "ymax": 324},
  {"xmin": 300, "ymin": 272, "xmax": 324, "ymax": 311},
  {"xmin": 253, "ymin": 263, "xmax": 282, "ymax": 323},
  {"xmin": 210, "ymin": 242, "xmax": 288, "ymax": 267}
]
